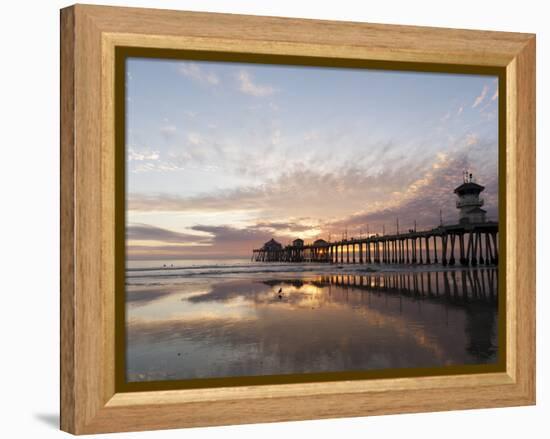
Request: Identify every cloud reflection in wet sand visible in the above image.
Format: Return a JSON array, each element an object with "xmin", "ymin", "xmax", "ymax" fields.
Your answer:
[{"xmin": 126, "ymin": 270, "xmax": 498, "ymax": 382}]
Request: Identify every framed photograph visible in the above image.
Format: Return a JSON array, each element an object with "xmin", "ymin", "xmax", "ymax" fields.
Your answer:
[{"xmin": 60, "ymin": 4, "xmax": 536, "ymax": 434}]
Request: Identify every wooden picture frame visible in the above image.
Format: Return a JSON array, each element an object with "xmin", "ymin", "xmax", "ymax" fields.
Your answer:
[{"xmin": 60, "ymin": 4, "xmax": 536, "ymax": 434}]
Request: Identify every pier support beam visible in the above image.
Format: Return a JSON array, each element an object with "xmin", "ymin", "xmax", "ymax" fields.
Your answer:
[
  {"xmin": 459, "ymin": 234, "xmax": 466, "ymax": 265},
  {"xmin": 478, "ymin": 233, "xmax": 485, "ymax": 265},
  {"xmin": 466, "ymin": 231, "xmax": 473, "ymax": 266},
  {"xmin": 470, "ymin": 232, "xmax": 478, "ymax": 266},
  {"xmin": 486, "ymin": 233, "xmax": 494, "ymax": 265},
  {"xmin": 449, "ymin": 234, "xmax": 456, "ymax": 266},
  {"xmin": 441, "ymin": 235, "xmax": 448, "ymax": 266},
  {"xmin": 471, "ymin": 232, "xmax": 479, "ymax": 267},
  {"xmin": 398, "ymin": 239, "xmax": 402, "ymax": 263},
  {"xmin": 425, "ymin": 236, "xmax": 430, "ymax": 264}
]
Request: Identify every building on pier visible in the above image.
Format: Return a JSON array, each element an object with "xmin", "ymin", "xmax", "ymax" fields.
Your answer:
[
  {"xmin": 262, "ymin": 238, "xmax": 283, "ymax": 252},
  {"xmin": 454, "ymin": 172, "xmax": 487, "ymax": 224},
  {"xmin": 312, "ymin": 239, "xmax": 330, "ymax": 261},
  {"xmin": 251, "ymin": 238, "xmax": 284, "ymax": 262}
]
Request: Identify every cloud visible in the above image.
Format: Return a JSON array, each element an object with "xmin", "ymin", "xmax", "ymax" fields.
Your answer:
[
  {"xmin": 127, "ymin": 161, "xmax": 431, "ymax": 218},
  {"xmin": 127, "ymin": 224, "xmax": 294, "ymax": 260},
  {"xmin": 127, "ymin": 163, "xmax": 421, "ymax": 217},
  {"xmin": 127, "ymin": 244, "xmax": 225, "ymax": 260},
  {"xmin": 128, "ymin": 148, "xmax": 160, "ymax": 161},
  {"xmin": 457, "ymin": 106, "xmax": 464, "ymax": 116},
  {"xmin": 472, "ymin": 85, "xmax": 489, "ymax": 108},
  {"xmin": 128, "ymin": 126, "xmax": 498, "ymax": 228},
  {"xmin": 126, "ymin": 220, "xmax": 319, "ymax": 260},
  {"xmin": 186, "ymin": 132, "xmax": 202, "ymax": 145},
  {"xmin": 178, "ymin": 63, "xmax": 219, "ymax": 85},
  {"xmin": 127, "ymin": 223, "xmax": 209, "ymax": 244},
  {"xmin": 492, "ymin": 89, "xmax": 498, "ymax": 101},
  {"xmin": 251, "ymin": 221, "xmax": 313, "ymax": 233},
  {"xmin": 191, "ymin": 225, "xmax": 277, "ymax": 244},
  {"xmin": 126, "ymin": 118, "xmax": 415, "ymax": 181},
  {"xmin": 325, "ymin": 144, "xmax": 498, "ymax": 236},
  {"xmin": 160, "ymin": 125, "xmax": 177, "ymax": 139},
  {"xmin": 237, "ymin": 70, "xmax": 276, "ymax": 97},
  {"xmin": 465, "ymin": 133, "xmax": 479, "ymax": 146}
]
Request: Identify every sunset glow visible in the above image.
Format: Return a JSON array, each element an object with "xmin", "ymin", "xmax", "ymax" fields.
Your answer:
[{"xmin": 125, "ymin": 58, "xmax": 498, "ymax": 260}]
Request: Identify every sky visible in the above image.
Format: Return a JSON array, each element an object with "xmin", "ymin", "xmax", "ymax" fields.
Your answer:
[{"xmin": 125, "ymin": 57, "xmax": 499, "ymax": 260}]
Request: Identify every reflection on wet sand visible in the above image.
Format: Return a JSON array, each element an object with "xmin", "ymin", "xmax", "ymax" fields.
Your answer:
[{"xmin": 126, "ymin": 269, "xmax": 498, "ymax": 382}]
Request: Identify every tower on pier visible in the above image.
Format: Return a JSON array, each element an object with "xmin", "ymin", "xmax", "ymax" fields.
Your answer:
[{"xmin": 454, "ymin": 171, "xmax": 487, "ymax": 224}]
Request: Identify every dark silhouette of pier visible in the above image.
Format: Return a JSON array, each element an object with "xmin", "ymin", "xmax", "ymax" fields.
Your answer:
[{"xmin": 252, "ymin": 222, "xmax": 498, "ymax": 267}]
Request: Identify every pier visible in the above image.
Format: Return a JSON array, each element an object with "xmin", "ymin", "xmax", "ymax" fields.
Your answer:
[{"xmin": 251, "ymin": 222, "xmax": 498, "ymax": 267}]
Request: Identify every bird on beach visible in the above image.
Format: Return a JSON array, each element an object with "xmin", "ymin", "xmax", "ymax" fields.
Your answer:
[{"xmin": 277, "ymin": 287, "xmax": 283, "ymax": 299}]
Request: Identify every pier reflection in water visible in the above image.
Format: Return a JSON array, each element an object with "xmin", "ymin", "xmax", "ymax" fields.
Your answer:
[{"xmin": 126, "ymin": 269, "xmax": 499, "ymax": 382}]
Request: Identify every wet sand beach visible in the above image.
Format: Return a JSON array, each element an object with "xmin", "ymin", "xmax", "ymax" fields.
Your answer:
[{"xmin": 126, "ymin": 263, "xmax": 498, "ymax": 382}]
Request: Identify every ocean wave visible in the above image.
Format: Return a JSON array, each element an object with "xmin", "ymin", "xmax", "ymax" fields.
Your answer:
[
  {"xmin": 126, "ymin": 263, "xmax": 295, "ymax": 273},
  {"xmin": 125, "ymin": 262, "xmax": 498, "ymax": 287},
  {"xmin": 126, "ymin": 264, "xmax": 370, "ymax": 278},
  {"xmin": 125, "ymin": 263, "xmax": 388, "ymax": 286}
]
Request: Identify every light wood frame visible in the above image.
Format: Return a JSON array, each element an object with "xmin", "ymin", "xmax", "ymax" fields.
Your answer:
[{"xmin": 60, "ymin": 4, "xmax": 536, "ymax": 434}]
